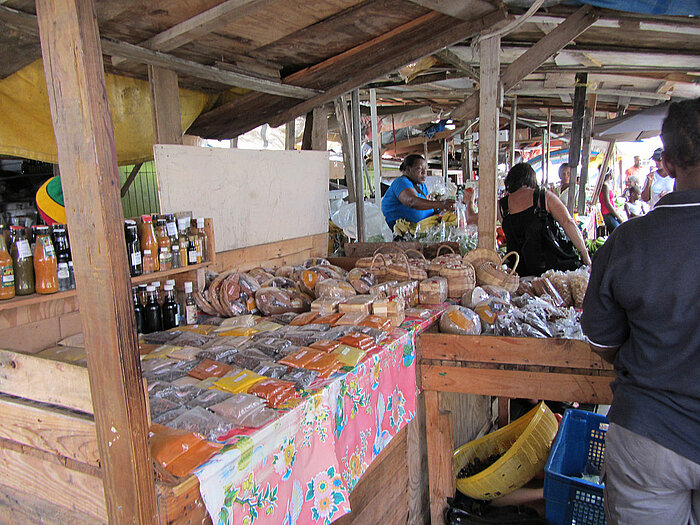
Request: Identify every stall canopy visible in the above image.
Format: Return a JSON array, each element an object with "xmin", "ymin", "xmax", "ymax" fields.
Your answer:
[
  {"xmin": 592, "ymin": 102, "xmax": 670, "ymax": 142},
  {"xmin": 573, "ymin": 0, "xmax": 700, "ymax": 16}
]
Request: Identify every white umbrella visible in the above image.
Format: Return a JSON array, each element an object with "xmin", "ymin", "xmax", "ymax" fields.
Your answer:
[{"xmin": 593, "ymin": 102, "xmax": 670, "ymax": 142}]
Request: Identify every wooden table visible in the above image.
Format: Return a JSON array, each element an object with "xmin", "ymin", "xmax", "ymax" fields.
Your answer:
[{"xmin": 419, "ymin": 333, "xmax": 615, "ymax": 524}]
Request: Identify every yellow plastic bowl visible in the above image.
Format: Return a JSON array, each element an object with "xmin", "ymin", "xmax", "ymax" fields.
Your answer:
[{"xmin": 454, "ymin": 401, "xmax": 558, "ymax": 500}]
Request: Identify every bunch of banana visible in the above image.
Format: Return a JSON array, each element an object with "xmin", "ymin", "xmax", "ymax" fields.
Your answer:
[
  {"xmin": 441, "ymin": 212, "xmax": 457, "ymax": 226},
  {"xmin": 393, "ymin": 218, "xmax": 417, "ymax": 236},
  {"xmin": 416, "ymin": 215, "xmax": 441, "ymax": 231}
]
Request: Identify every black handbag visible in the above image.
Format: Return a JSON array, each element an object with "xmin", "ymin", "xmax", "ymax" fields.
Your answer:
[{"xmin": 532, "ymin": 187, "xmax": 582, "ymax": 271}]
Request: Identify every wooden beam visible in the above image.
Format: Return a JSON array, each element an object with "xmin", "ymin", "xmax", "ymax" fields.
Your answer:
[
  {"xmin": 311, "ymin": 105, "xmax": 328, "ymax": 151},
  {"xmin": 422, "ymin": 365, "xmax": 614, "ymax": 404},
  {"xmin": 567, "ymin": 72, "xmax": 588, "ymax": 214},
  {"xmin": 578, "ymin": 93, "xmax": 597, "ymax": 212},
  {"xmin": 285, "ymin": 120, "xmax": 295, "ymax": 150},
  {"xmin": 509, "ymin": 96, "xmax": 517, "ymax": 167},
  {"xmin": 35, "ymin": 0, "xmax": 157, "ymax": 522},
  {"xmin": 335, "ymin": 96, "xmax": 356, "ymax": 202},
  {"xmin": 450, "ymin": 5, "xmax": 599, "ymax": 120},
  {"xmin": 301, "ymin": 111, "xmax": 314, "ymax": 151},
  {"xmin": 477, "ymin": 35, "xmax": 500, "ymax": 250},
  {"xmin": 434, "ymin": 49, "xmax": 480, "ymax": 83},
  {"xmin": 352, "ymin": 89, "xmax": 366, "ymax": 242},
  {"xmin": 425, "ymin": 390, "xmax": 454, "ymax": 525},
  {"xmin": 102, "ymin": 37, "xmax": 318, "ymax": 99},
  {"xmin": 120, "ymin": 162, "xmax": 144, "ymax": 197},
  {"xmin": 148, "ymin": 66, "xmax": 183, "ymax": 145}
]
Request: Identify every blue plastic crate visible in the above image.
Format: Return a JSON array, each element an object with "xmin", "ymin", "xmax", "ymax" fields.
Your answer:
[{"xmin": 544, "ymin": 409, "xmax": 609, "ymax": 525}]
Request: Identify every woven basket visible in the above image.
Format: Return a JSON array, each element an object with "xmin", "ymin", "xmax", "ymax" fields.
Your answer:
[
  {"xmin": 385, "ymin": 252, "xmax": 427, "ymax": 282},
  {"xmin": 463, "ymin": 247, "xmax": 501, "ymax": 269},
  {"xmin": 404, "ymin": 249, "xmax": 429, "ymax": 271},
  {"xmin": 368, "ymin": 253, "xmax": 389, "ymax": 282},
  {"xmin": 439, "ymin": 262, "xmax": 476, "ymax": 298},
  {"xmin": 475, "ymin": 251, "xmax": 520, "ymax": 292}
]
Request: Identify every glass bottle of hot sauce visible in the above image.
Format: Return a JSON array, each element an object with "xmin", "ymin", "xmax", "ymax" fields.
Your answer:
[
  {"xmin": 155, "ymin": 218, "xmax": 172, "ymax": 271},
  {"xmin": 10, "ymin": 226, "xmax": 34, "ymax": 295},
  {"xmin": 140, "ymin": 215, "xmax": 159, "ymax": 273},
  {"xmin": 177, "ymin": 218, "xmax": 190, "ymax": 268},
  {"xmin": 0, "ymin": 234, "xmax": 15, "ymax": 300},
  {"xmin": 33, "ymin": 225, "xmax": 58, "ymax": 294},
  {"xmin": 188, "ymin": 219, "xmax": 202, "ymax": 264}
]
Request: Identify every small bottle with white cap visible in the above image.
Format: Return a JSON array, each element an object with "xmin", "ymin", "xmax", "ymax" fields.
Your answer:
[
  {"xmin": 161, "ymin": 284, "xmax": 179, "ymax": 329},
  {"xmin": 183, "ymin": 281, "xmax": 198, "ymax": 325},
  {"xmin": 143, "ymin": 285, "xmax": 162, "ymax": 333}
]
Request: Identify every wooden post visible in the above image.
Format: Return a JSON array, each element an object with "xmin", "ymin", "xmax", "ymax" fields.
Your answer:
[
  {"xmin": 35, "ymin": 0, "xmax": 157, "ymax": 523},
  {"xmin": 334, "ymin": 96, "xmax": 356, "ymax": 202},
  {"xmin": 545, "ymin": 108, "xmax": 552, "ymax": 186},
  {"xmin": 425, "ymin": 390, "xmax": 454, "ymax": 524},
  {"xmin": 567, "ymin": 72, "xmax": 588, "ymax": 214},
  {"xmin": 351, "ymin": 89, "xmax": 365, "ymax": 241},
  {"xmin": 311, "ymin": 105, "xmax": 328, "ymax": 151},
  {"xmin": 148, "ymin": 66, "xmax": 183, "ymax": 144},
  {"xmin": 423, "ymin": 140, "xmax": 429, "ymax": 160},
  {"xmin": 509, "ymin": 97, "xmax": 517, "ymax": 168},
  {"xmin": 301, "ymin": 111, "xmax": 313, "ymax": 150},
  {"xmin": 461, "ymin": 134, "xmax": 467, "ymax": 184},
  {"xmin": 442, "ymin": 138, "xmax": 448, "ymax": 183},
  {"xmin": 466, "ymin": 124, "xmax": 474, "ymax": 180},
  {"xmin": 578, "ymin": 94, "xmax": 597, "ymax": 212},
  {"xmin": 285, "ymin": 119, "xmax": 295, "ymax": 150},
  {"xmin": 369, "ymin": 89, "xmax": 382, "ymax": 207},
  {"xmin": 477, "ymin": 35, "xmax": 500, "ymax": 250}
]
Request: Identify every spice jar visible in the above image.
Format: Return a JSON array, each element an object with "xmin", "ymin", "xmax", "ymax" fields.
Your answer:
[
  {"xmin": 177, "ymin": 218, "xmax": 190, "ymax": 268},
  {"xmin": 196, "ymin": 218, "xmax": 208, "ymax": 262},
  {"xmin": 51, "ymin": 225, "xmax": 73, "ymax": 292},
  {"xmin": 33, "ymin": 225, "xmax": 58, "ymax": 294},
  {"xmin": 0, "ymin": 234, "xmax": 15, "ymax": 300},
  {"xmin": 155, "ymin": 218, "xmax": 172, "ymax": 271},
  {"xmin": 165, "ymin": 214, "xmax": 180, "ymax": 269},
  {"xmin": 188, "ymin": 219, "xmax": 202, "ymax": 264},
  {"xmin": 10, "ymin": 225, "xmax": 34, "ymax": 296},
  {"xmin": 124, "ymin": 220, "xmax": 142, "ymax": 277}
]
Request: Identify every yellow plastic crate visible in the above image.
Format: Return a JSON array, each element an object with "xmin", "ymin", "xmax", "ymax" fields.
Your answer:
[{"xmin": 454, "ymin": 401, "xmax": 558, "ymax": 500}]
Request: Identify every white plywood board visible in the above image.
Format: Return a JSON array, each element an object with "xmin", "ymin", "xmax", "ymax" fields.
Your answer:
[{"xmin": 154, "ymin": 145, "xmax": 329, "ymax": 251}]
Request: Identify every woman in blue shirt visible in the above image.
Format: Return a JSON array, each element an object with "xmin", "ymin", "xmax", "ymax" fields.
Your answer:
[{"xmin": 381, "ymin": 154, "xmax": 454, "ymax": 229}]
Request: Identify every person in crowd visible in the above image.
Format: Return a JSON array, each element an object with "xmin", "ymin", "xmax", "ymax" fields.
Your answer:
[
  {"xmin": 623, "ymin": 185, "xmax": 649, "ymax": 219},
  {"xmin": 497, "ymin": 162, "xmax": 590, "ymax": 276},
  {"xmin": 381, "ymin": 154, "xmax": 454, "ymax": 230},
  {"xmin": 556, "ymin": 162, "xmax": 577, "ymax": 207},
  {"xmin": 642, "ymin": 147, "xmax": 675, "ymax": 207},
  {"xmin": 582, "ymin": 97, "xmax": 700, "ymax": 525},
  {"xmin": 599, "ymin": 169, "xmax": 626, "ymax": 234},
  {"xmin": 624, "ymin": 155, "xmax": 642, "ymax": 187}
]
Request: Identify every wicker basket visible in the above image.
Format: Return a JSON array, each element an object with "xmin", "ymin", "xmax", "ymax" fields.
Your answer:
[
  {"xmin": 367, "ymin": 253, "xmax": 390, "ymax": 282},
  {"xmin": 385, "ymin": 252, "xmax": 427, "ymax": 282},
  {"xmin": 454, "ymin": 402, "xmax": 558, "ymax": 500},
  {"xmin": 428, "ymin": 245, "xmax": 461, "ymax": 277},
  {"xmin": 475, "ymin": 251, "xmax": 520, "ymax": 293},
  {"xmin": 404, "ymin": 249, "xmax": 429, "ymax": 271},
  {"xmin": 439, "ymin": 262, "xmax": 476, "ymax": 298},
  {"xmin": 463, "ymin": 247, "xmax": 501, "ymax": 269}
]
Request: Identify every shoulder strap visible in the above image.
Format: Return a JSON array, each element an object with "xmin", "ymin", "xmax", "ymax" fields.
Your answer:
[{"xmin": 499, "ymin": 195, "xmax": 509, "ymax": 217}]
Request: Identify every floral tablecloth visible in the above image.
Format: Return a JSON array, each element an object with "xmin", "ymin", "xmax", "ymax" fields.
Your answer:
[{"xmin": 193, "ymin": 306, "xmax": 445, "ymax": 525}]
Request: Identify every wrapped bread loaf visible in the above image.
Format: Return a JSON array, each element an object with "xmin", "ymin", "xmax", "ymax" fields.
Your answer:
[
  {"xmin": 543, "ymin": 270, "xmax": 573, "ymax": 307},
  {"xmin": 439, "ymin": 305, "xmax": 482, "ymax": 335},
  {"xmin": 315, "ymin": 278, "xmax": 357, "ymax": 300},
  {"xmin": 347, "ymin": 268, "xmax": 377, "ymax": 294},
  {"xmin": 419, "ymin": 277, "xmax": 448, "ymax": 305},
  {"xmin": 255, "ymin": 287, "xmax": 311, "ymax": 316}
]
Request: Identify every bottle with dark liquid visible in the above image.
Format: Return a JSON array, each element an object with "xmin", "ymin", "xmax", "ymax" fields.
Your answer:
[
  {"xmin": 143, "ymin": 285, "xmax": 162, "ymax": 333},
  {"xmin": 161, "ymin": 284, "xmax": 179, "ymax": 329},
  {"xmin": 132, "ymin": 287, "xmax": 144, "ymax": 334}
]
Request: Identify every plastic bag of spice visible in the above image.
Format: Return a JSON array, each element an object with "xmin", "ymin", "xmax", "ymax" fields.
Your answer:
[
  {"xmin": 303, "ymin": 352, "xmax": 345, "ymax": 378},
  {"xmin": 209, "ymin": 393, "xmax": 267, "ymax": 423},
  {"xmin": 169, "ymin": 407, "xmax": 237, "ymax": 441},
  {"xmin": 187, "ymin": 358, "xmax": 233, "ymax": 380},
  {"xmin": 186, "ymin": 389, "xmax": 233, "ymax": 409},
  {"xmin": 253, "ymin": 361, "xmax": 289, "ymax": 379},
  {"xmin": 331, "ymin": 345, "xmax": 367, "ymax": 368},
  {"xmin": 281, "ymin": 368, "xmax": 319, "ymax": 389},
  {"xmin": 248, "ymin": 378, "xmax": 299, "ymax": 408},
  {"xmin": 154, "ymin": 384, "xmax": 205, "ymax": 405},
  {"xmin": 309, "ymin": 339, "xmax": 341, "ymax": 353},
  {"xmin": 167, "ymin": 439, "xmax": 223, "ymax": 476},
  {"xmin": 150, "ymin": 397, "xmax": 181, "ymax": 419},
  {"xmin": 278, "ymin": 347, "xmax": 326, "ymax": 368},
  {"xmin": 153, "ymin": 407, "xmax": 188, "ymax": 425},
  {"xmin": 213, "ymin": 370, "xmax": 266, "ymax": 394},
  {"xmin": 150, "ymin": 426, "xmax": 203, "ymax": 470}
]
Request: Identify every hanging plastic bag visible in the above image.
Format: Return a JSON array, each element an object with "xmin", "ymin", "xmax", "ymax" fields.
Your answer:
[{"xmin": 331, "ymin": 201, "xmax": 393, "ymax": 242}]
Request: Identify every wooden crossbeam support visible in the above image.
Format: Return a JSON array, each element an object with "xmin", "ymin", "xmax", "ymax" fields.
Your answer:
[
  {"xmin": 120, "ymin": 162, "xmax": 144, "ymax": 198},
  {"xmin": 434, "ymin": 49, "xmax": 480, "ymax": 83},
  {"xmin": 450, "ymin": 4, "xmax": 599, "ymax": 120},
  {"xmin": 189, "ymin": 8, "xmax": 507, "ymax": 139},
  {"xmin": 311, "ymin": 105, "xmax": 328, "ymax": 151},
  {"xmin": 334, "ymin": 96, "xmax": 356, "ymax": 202},
  {"xmin": 148, "ymin": 66, "xmax": 183, "ymax": 145},
  {"xmin": 567, "ymin": 72, "xmax": 588, "ymax": 214},
  {"xmin": 577, "ymin": 93, "xmax": 597, "ymax": 212},
  {"xmin": 35, "ymin": 0, "xmax": 157, "ymax": 522}
]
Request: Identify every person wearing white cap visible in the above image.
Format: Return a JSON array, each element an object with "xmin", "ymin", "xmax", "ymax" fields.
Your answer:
[{"xmin": 641, "ymin": 147, "xmax": 675, "ymax": 207}]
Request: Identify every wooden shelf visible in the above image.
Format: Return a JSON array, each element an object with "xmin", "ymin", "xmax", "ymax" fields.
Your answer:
[{"xmin": 0, "ymin": 262, "xmax": 211, "ymax": 312}]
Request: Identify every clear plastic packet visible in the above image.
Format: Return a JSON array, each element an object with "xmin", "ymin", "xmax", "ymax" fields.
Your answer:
[
  {"xmin": 278, "ymin": 348, "xmax": 325, "ymax": 368},
  {"xmin": 150, "ymin": 397, "xmax": 181, "ymax": 419},
  {"xmin": 238, "ymin": 407, "xmax": 278, "ymax": 428},
  {"xmin": 253, "ymin": 361, "xmax": 290, "ymax": 379},
  {"xmin": 331, "ymin": 345, "xmax": 367, "ymax": 367},
  {"xmin": 213, "ymin": 370, "xmax": 266, "ymax": 394},
  {"xmin": 214, "ymin": 314, "xmax": 258, "ymax": 332},
  {"xmin": 289, "ymin": 311, "xmax": 320, "ymax": 326},
  {"xmin": 473, "ymin": 295, "xmax": 511, "ymax": 326},
  {"xmin": 439, "ymin": 305, "xmax": 482, "ymax": 335},
  {"xmin": 339, "ymin": 333, "xmax": 375, "ymax": 350},
  {"xmin": 419, "ymin": 276, "xmax": 448, "ymax": 305},
  {"xmin": 347, "ymin": 268, "xmax": 377, "ymax": 294},
  {"xmin": 255, "ymin": 287, "xmax": 311, "ymax": 316},
  {"xmin": 248, "ymin": 378, "xmax": 299, "ymax": 408},
  {"xmin": 253, "ymin": 320, "xmax": 285, "ymax": 333},
  {"xmin": 548, "ymin": 308, "xmax": 585, "ymax": 340},
  {"xmin": 141, "ymin": 358, "xmax": 177, "ymax": 375},
  {"xmin": 303, "ymin": 352, "xmax": 345, "ymax": 378},
  {"xmin": 262, "ymin": 276, "xmax": 299, "ymax": 291},
  {"xmin": 315, "ymin": 279, "xmax": 357, "ymax": 300},
  {"xmin": 247, "ymin": 267, "xmax": 276, "ymax": 285},
  {"xmin": 216, "ymin": 326, "xmax": 259, "ymax": 337},
  {"xmin": 171, "ymin": 376, "xmax": 202, "ymax": 388},
  {"xmin": 186, "ymin": 389, "xmax": 233, "ymax": 409},
  {"xmin": 516, "ymin": 279, "xmax": 536, "ymax": 297},
  {"xmin": 345, "ymin": 325, "xmax": 388, "ymax": 343},
  {"xmin": 167, "ymin": 346, "xmax": 203, "ymax": 361},
  {"xmin": 543, "ymin": 270, "xmax": 573, "ymax": 307},
  {"xmin": 142, "ymin": 331, "xmax": 181, "ymax": 345},
  {"xmin": 171, "ymin": 324, "xmax": 216, "ymax": 335},
  {"xmin": 268, "ymin": 312, "xmax": 299, "ymax": 325},
  {"xmin": 531, "ymin": 277, "xmax": 565, "ymax": 307},
  {"xmin": 196, "ymin": 346, "xmax": 239, "ymax": 363},
  {"xmin": 153, "ymin": 407, "xmax": 188, "ymax": 425},
  {"xmin": 313, "ymin": 264, "xmax": 348, "ymax": 280},
  {"xmin": 461, "ymin": 286, "xmax": 490, "ymax": 309},
  {"xmin": 249, "ymin": 336, "xmax": 291, "ymax": 355},
  {"xmin": 155, "ymin": 384, "xmax": 205, "ymax": 405},
  {"xmin": 309, "ymin": 339, "xmax": 341, "ymax": 352},
  {"xmin": 302, "ymin": 257, "xmax": 330, "ymax": 268},
  {"xmin": 310, "ymin": 297, "xmax": 341, "ymax": 314},
  {"xmin": 149, "ymin": 426, "xmax": 204, "ymax": 470},
  {"xmin": 209, "ymin": 393, "xmax": 267, "ymax": 422},
  {"xmin": 202, "ymin": 335, "xmax": 250, "ymax": 349},
  {"xmin": 359, "ymin": 315, "xmax": 392, "ymax": 332},
  {"xmin": 566, "ymin": 267, "xmax": 590, "ymax": 309},
  {"xmin": 142, "ymin": 344, "xmax": 181, "ymax": 361},
  {"xmin": 281, "ymin": 368, "xmax": 319, "ymax": 389},
  {"xmin": 480, "ymin": 285, "xmax": 511, "ymax": 304},
  {"xmin": 187, "ymin": 358, "xmax": 233, "ymax": 380},
  {"xmin": 169, "ymin": 406, "xmax": 237, "ymax": 441},
  {"xmin": 195, "ymin": 315, "xmax": 226, "ymax": 326},
  {"xmin": 166, "ymin": 439, "xmax": 222, "ymax": 476},
  {"xmin": 334, "ymin": 312, "xmax": 368, "ymax": 326},
  {"xmin": 170, "ymin": 332, "xmax": 217, "ymax": 348},
  {"xmin": 147, "ymin": 380, "xmax": 172, "ymax": 396},
  {"xmin": 229, "ymin": 353, "xmax": 264, "ymax": 371},
  {"xmin": 275, "ymin": 265, "xmax": 302, "ymax": 279}
]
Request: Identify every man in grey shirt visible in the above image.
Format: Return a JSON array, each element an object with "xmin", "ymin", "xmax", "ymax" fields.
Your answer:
[{"xmin": 582, "ymin": 98, "xmax": 700, "ymax": 524}]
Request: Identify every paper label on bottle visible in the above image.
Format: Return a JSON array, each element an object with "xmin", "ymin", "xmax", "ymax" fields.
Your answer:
[
  {"xmin": 166, "ymin": 222, "xmax": 178, "ymax": 237},
  {"xmin": 1, "ymin": 265, "xmax": 14, "ymax": 287},
  {"xmin": 16, "ymin": 239, "xmax": 31, "ymax": 259},
  {"xmin": 185, "ymin": 305, "xmax": 198, "ymax": 325},
  {"xmin": 57, "ymin": 263, "xmax": 70, "ymax": 279},
  {"xmin": 131, "ymin": 251, "xmax": 142, "ymax": 266},
  {"xmin": 43, "ymin": 242, "xmax": 55, "ymax": 259},
  {"xmin": 188, "ymin": 250, "xmax": 198, "ymax": 264}
]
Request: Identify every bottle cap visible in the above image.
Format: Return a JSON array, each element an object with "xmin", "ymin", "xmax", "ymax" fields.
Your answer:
[
  {"xmin": 9, "ymin": 225, "xmax": 23, "ymax": 231},
  {"xmin": 164, "ymin": 284, "xmax": 174, "ymax": 291},
  {"xmin": 141, "ymin": 214, "xmax": 152, "ymax": 223},
  {"xmin": 166, "ymin": 279, "xmax": 175, "ymax": 286},
  {"xmin": 146, "ymin": 285, "xmax": 155, "ymax": 292},
  {"xmin": 124, "ymin": 219, "xmax": 136, "ymax": 225},
  {"xmin": 143, "ymin": 249, "xmax": 151, "ymax": 255},
  {"xmin": 184, "ymin": 281, "xmax": 193, "ymax": 293},
  {"xmin": 196, "ymin": 218, "xmax": 205, "ymax": 228},
  {"xmin": 151, "ymin": 281, "xmax": 160, "ymax": 287},
  {"xmin": 177, "ymin": 218, "xmax": 190, "ymax": 230}
]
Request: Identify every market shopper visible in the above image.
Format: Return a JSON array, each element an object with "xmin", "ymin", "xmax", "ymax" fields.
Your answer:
[
  {"xmin": 599, "ymin": 170, "xmax": 626, "ymax": 234},
  {"xmin": 555, "ymin": 162, "xmax": 577, "ymax": 208},
  {"xmin": 497, "ymin": 162, "xmax": 591, "ymax": 276},
  {"xmin": 623, "ymin": 186, "xmax": 648, "ymax": 219},
  {"xmin": 381, "ymin": 154, "xmax": 454, "ymax": 230},
  {"xmin": 582, "ymin": 97, "xmax": 700, "ymax": 525},
  {"xmin": 642, "ymin": 147, "xmax": 675, "ymax": 207},
  {"xmin": 624, "ymin": 155, "xmax": 642, "ymax": 187}
]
